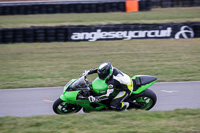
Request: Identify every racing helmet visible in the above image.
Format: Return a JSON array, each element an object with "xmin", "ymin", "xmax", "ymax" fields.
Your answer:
[{"xmin": 97, "ymin": 62, "xmax": 113, "ymax": 80}]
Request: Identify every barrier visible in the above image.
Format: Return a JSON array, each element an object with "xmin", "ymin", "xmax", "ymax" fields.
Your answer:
[
  {"xmin": 0, "ymin": 0, "xmax": 151, "ymax": 15},
  {"xmin": 151, "ymin": 0, "xmax": 200, "ymax": 8},
  {"xmin": 0, "ymin": 0, "xmax": 199, "ymax": 15},
  {"xmin": 67, "ymin": 23, "xmax": 199, "ymax": 41},
  {"xmin": 126, "ymin": 0, "xmax": 139, "ymax": 12},
  {"xmin": 0, "ymin": 22, "xmax": 200, "ymax": 44}
]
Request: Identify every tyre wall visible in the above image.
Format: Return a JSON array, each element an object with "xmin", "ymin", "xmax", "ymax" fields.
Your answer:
[
  {"xmin": 0, "ymin": 22, "xmax": 200, "ymax": 44},
  {"xmin": 0, "ymin": 0, "xmax": 200, "ymax": 15},
  {"xmin": 0, "ymin": 0, "xmax": 199, "ymax": 15},
  {"xmin": 151, "ymin": 0, "xmax": 200, "ymax": 8},
  {"xmin": 0, "ymin": 0, "xmax": 152, "ymax": 15}
]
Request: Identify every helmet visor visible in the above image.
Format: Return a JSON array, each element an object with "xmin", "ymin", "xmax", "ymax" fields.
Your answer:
[{"xmin": 98, "ymin": 69, "xmax": 110, "ymax": 80}]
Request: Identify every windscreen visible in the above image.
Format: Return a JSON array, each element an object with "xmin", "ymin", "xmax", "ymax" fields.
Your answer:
[{"xmin": 70, "ymin": 76, "xmax": 87, "ymax": 89}]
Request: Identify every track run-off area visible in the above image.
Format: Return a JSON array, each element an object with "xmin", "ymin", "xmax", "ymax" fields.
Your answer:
[{"xmin": 0, "ymin": 81, "xmax": 200, "ymax": 117}]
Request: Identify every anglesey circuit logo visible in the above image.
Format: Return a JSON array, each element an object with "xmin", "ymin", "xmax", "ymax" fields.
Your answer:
[
  {"xmin": 71, "ymin": 28, "xmax": 172, "ymax": 41},
  {"xmin": 70, "ymin": 25, "xmax": 195, "ymax": 41},
  {"xmin": 175, "ymin": 26, "xmax": 194, "ymax": 39}
]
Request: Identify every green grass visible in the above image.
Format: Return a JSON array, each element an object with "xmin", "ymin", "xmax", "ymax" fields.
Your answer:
[
  {"xmin": 0, "ymin": 109, "xmax": 200, "ymax": 133},
  {"xmin": 0, "ymin": 38, "xmax": 200, "ymax": 89},
  {"xmin": 0, "ymin": 7, "xmax": 200, "ymax": 28}
]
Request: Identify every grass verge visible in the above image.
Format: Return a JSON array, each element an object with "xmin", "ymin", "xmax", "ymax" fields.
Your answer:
[
  {"xmin": 0, "ymin": 38, "xmax": 200, "ymax": 89},
  {"xmin": 0, "ymin": 108, "xmax": 200, "ymax": 133},
  {"xmin": 0, "ymin": 7, "xmax": 199, "ymax": 28}
]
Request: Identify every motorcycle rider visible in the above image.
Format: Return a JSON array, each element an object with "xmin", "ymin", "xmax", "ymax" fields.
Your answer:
[{"xmin": 83, "ymin": 62, "xmax": 133, "ymax": 111}]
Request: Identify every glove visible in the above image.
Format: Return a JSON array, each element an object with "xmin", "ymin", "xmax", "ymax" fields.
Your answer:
[
  {"xmin": 88, "ymin": 96, "xmax": 98, "ymax": 103},
  {"xmin": 82, "ymin": 70, "xmax": 89, "ymax": 77}
]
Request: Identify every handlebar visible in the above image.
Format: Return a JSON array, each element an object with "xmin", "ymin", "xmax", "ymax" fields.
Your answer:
[{"xmin": 81, "ymin": 75, "xmax": 91, "ymax": 90}]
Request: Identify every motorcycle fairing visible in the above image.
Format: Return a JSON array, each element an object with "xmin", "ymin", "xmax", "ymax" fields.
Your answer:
[
  {"xmin": 63, "ymin": 79, "xmax": 77, "ymax": 92},
  {"xmin": 132, "ymin": 75, "xmax": 157, "ymax": 94},
  {"xmin": 60, "ymin": 90, "xmax": 80, "ymax": 104},
  {"xmin": 60, "ymin": 90, "xmax": 107, "ymax": 111},
  {"xmin": 76, "ymin": 101, "xmax": 107, "ymax": 111}
]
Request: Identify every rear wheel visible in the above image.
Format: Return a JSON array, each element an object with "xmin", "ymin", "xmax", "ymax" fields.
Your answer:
[
  {"xmin": 53, "ymin": 98, "xmax": 82, "ymax": 114},
  {"xmin": 129, "ymin": 89, "xmax": 157, "ymax": 110}
]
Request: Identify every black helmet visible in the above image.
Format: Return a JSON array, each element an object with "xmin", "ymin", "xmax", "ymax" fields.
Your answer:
[{"xmin": 97, "ymin": 62, "xmax": 113, "ymax": 80}]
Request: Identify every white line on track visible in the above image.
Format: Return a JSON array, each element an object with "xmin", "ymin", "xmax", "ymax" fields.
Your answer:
[{"xmin": 161, "ymin": 90, "xmax": 178, "ymax": 93}]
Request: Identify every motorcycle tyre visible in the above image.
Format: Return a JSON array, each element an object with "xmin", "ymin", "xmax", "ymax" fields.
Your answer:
[
  {"xmin": 53, "ymin": 98, "xmax": 82, "ymax": 114},
  {"xmin": 129, "ymin": 89, "xmax": 157, "ymax": 110}
]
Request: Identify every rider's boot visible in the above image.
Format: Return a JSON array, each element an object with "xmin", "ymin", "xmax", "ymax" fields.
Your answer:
[{"xmin": 122, "ymin": 102, "xmax": 130, "ymax": 110}]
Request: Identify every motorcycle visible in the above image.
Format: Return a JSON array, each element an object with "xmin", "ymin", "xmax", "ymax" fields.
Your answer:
[{"xmin": 53, "ymin": 75, "xmax": 157, "ymax": 114}]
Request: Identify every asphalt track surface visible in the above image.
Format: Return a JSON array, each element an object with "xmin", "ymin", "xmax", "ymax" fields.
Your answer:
[{"xmin": 0, "ymin": 81, "xmax": 200, "ymax": 117}]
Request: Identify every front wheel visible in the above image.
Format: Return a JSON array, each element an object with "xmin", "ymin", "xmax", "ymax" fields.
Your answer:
[
  {"xmin": 129, "ymin": 89, "xmax": 157, "ymax": 110},
  {"xmin": 53, "ymin": 98, "xmax": 82, "ymax": 114}
]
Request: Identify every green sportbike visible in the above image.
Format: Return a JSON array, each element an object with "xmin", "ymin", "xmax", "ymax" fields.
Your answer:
[{"xmin": 53, "ymin": 75, "xmax": 157, "ymax": 114}]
